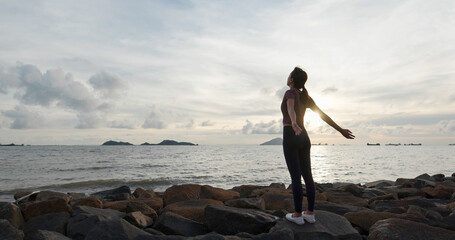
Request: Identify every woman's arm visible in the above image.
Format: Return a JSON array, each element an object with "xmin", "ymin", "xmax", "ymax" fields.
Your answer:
[
  {"xmin": 287, "ymin": 98, "xmax": 302, "ymax": 135},
  {"xmin": 309, "ymin": 98, "xmax": 355, "ymax": 139}
]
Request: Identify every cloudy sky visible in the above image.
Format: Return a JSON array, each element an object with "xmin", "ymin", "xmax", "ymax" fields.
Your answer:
[{"xmin": 1, "ymin": 0, "xmax": 454, "ymax": 145}]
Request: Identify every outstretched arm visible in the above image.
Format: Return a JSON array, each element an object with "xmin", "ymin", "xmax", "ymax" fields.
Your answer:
[
  {"xmin": 287, "ymin": 98, "xmax": 302, "ymax": 135},
  {"xmin": 308, "ymin": 98, "xmax": 355, "ymax": 139}
]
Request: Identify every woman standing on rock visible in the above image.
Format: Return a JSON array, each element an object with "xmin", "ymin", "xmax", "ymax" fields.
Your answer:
[{"xmin": 282, "ymin": 66, "xmax": 354, "ymax": 225}]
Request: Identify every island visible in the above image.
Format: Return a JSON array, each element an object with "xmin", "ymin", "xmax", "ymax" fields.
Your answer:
[
  {"xmin": 0, "ymin": 143, "xmax": 24, "ymax": 146},
  {"xmin": 141, "ymin": 140, "xmax": 197, "ymax": 146},
  {"xmin": 260, "ymin": 138, "xmax": 282, "ymax": 145},
  {"xmin": 102, "ymin": 140, "xmax": 133, "ymax": 146}
]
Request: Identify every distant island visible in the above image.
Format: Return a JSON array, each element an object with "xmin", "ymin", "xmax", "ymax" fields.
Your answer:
[
  {"xmin": 102, "ymin": 140, "xmax": 133, "ymax": 146},
  {"xmin": 0, "ymin": 143, "xmax": 24, "ymax": 146},
  {"xmin": 367, "ymin": 143, "xmax": 380, "ymax": 146},
  {"xmin": 141, "ymin": 140, "xmax": 197, "ymax": 146},
  {"xmin": 260, "ymin": 138, "xmax": 282, "ymax": 145}
]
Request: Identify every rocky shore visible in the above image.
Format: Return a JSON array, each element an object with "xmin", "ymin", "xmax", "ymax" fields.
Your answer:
[{"xmin": 1, "ymin": 173, "xmax": 455, "ymax": 240}]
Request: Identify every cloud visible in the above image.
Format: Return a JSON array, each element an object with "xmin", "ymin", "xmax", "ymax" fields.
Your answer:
[
  {"xmin": 109, "ymin": 120, "xmax": 135, "ymax": 129},
  {"xmin": 275, "ymin": 86, "xmax": 288, "ymax": 99},
  {"xmin": 76, "ymin": 112, "xmax": 103, "ymax": 129},
  {"xmin": 142, "ymin": 108, "xmax": 168, "ymax": 129},
  {"xmin": 2, "ymin": 105, "xmax": 43, "ymax": 129},
  {"xmin": 242, "ymin": 119, "xmax": 281, "ymax": 134},
  {"xmin": 437, "ymin": 120, "xmax": 455, "ymax": 134},
  {"xmin": 201, "ymin": 120, "xmax": 214, "ymax": 127},
  {"xmin": 89, "ymin": 71, "xmax": 126, "ymax": 98},
  {"xmin": 322, "ymin": 86, "xmax": 338, "ymax": 94}
]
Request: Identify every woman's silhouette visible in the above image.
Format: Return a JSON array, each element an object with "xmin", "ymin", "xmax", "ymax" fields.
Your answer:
[{"xmin": 281, "ymin": 67, "xmax": 354, "ymax": 225}]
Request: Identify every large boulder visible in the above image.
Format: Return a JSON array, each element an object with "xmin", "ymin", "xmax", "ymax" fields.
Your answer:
[
  {"xmin": 35, "ymin": 191, "xmax": 72, "ymax": 204},
  {"xmin": 271, "ymin": 210, "xmax": 362, "ymax": 240},
  {"xmin": 395, "ymin": 188, "xmax": 425, "ymax": 199},
  {"xmin": 24, "ymin": 230, "xmax": 70, "ymax": 240},
  {"xmin": 21, "ymin": 199, "xmax": 72, "ymax": 221},
  {"xmin": 314, "ymin": 201, "xmax": 373, "ymax": 216},
  {"xmin": 153, "ymin": 211, "xmax": 209, "ymax": 237},
  {"xmin": 90, "ymin": 186, "xmax": 132, "ymax": 202},
  {"xmin": 163, "ymin": 184, "xmax": 202, "ymax": 205},
  {"xmin": 133, "ymin": 188, "xmax": 156, "ymax": 199},
  {"xmin": 260, "ymin": 190, "xmax": 294, "ymax": 212},
  {"xmin": 162, "ymin": 199, "xmax": 223, "ymax": 223},
  {"xmin": 344, "ymin": 211, "xmax": 398, "ymax": 232},
  {"xmin": 21, "ymin": 212, "xmax": 70, "ymax": 236},
  {"xmin": 126, "ymin": 201, "xmax": 158, "ymax": 220},
  {"xmin": 363, "ymin": 180, "xmax": 395, "ymax": 188},
  {"xmin": 204, "ymin": 204, "xmax": 277, "ymax": 235},
  {"xmin": 200, "ymin": 185, "xmax": 240, "ymax": 202},
  {"xmin": 72, "ymin": 197, "xmax": 103, "ymax": 208},
  {"xmin": 123, "ymin": 211, "xmax": 154, "ymax": 228},
  {"xmin": 84, "ymin": 218, "xmax": 153, "ymax": 240},
  {"xmin": 0, "ymin": 219, "xmax": 24, "ymax": 240},
  {"xmin": 103, "ymin": 197, "xmax": 163, "ymax": 212},
  {"xmin": 225, "ymin": 197, "xmax": 265, "ymax": 210},
  {"xmin": 368, "ymin": 218, "xmax": 455, "ymax": 240},
  {"xmin": 0, "ymin": 202, "xmax": 25, "ymax": 228},
  {"xmin": 231, "ymin": 185, "xmax": 268, "ymax": 198},
  {"xmin": 323, "ymin": 190, "xmax": 368, "ymax": 207}
]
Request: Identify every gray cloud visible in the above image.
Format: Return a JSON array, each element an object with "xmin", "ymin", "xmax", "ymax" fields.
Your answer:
[
  {"xmin": 322, "ymin": 86, "xmax": 338, "ymax": 94},
  {"xmin": 76, "ymin": 112, "xmax": 103, "ymax": 129},
  {"xmin": 437, "ymin": 120, "xmax": 455, "ymax": 134},
  {"xmin": 2, "ymin": 105, "xmax": 43, "ymax": 129},
  {"xmin": 89, "ymin": 71, "xmax": 125, "ymax": 98},
  {"xmin": 142, "ymin": 109, "xmax": 168, "ymax": 129},
  {"xmin": 275, "ymin": 86, "xmax": 288, "ymax": 99},
  {"xmin": 109, "ymin": 120, "xmax": 135, "ymax": 129},
  {"xmin": 201, "ymin": 120, "xmax": 214, "ymax": 127},
  {"xmin": 242, "ymin": 119, "xmax": 281, "ymax": 134}
]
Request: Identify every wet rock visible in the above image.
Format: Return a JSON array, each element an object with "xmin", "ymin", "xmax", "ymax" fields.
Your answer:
[
  {"xmin": 205, "ymin": 204, "xmax": 277, "ymax": 235},
  {"xmin": 225, "ymin": 197, "xmax": 265, "ymax": 210},
  {"xmin": 162, "ymin": 199, "xmax": 223, "ymax": 223},
  {"xmin": 133, "ymin": 188, "xmax": 156, "ymax": 199},
  {"xmin": 124, "ymin": 211, "xmax": 154, "ymax": 228},
  {"xmin": 72, "ymin": 197, "xmax": 103, "ymax": 208},
  {"xmin": 0, "ymin": 219, "xmax": 24, "ymax": 240},
  {"xmin": 368, "ymin": 218, "xmax": 455, "ymax": 240},
  {"xmin": 126, "ymin": 201, "xmax": 158, "ymax": 220},
  {"xmin": 90, "ymin": 186, "xmax": 132, "ymax": 202},
  {"xmin": 21, "ymin": 212, "xmax": 70, "ymax": 236},
  {"xmin": 315, "ymin": 201, "xmax": 372, "ymax": 216},
  {"xmin": 271, "ymin": 210, "xmax": 362, "ymax": 240},
  {"xmin": 231, "ymin": 185, "xmax": 268, "ymax": 198},
  {"xmin": 363, "ymin": 180, "xmax": 395, "ymax": 188},
  {"xmin": 344, "ymin": 211, "xmax": 398, "ymax": 232},
  {"xmin": 103, "ymin": 197, "xmax": 163, "ymax": 212},
  {"xmin": 153, "ymin": 211, "xmax": 209, "ymax": 237},
  {"xmin": 0, "ymin": 202, "xmax": 25, "ymax": 228},
  {"xmin": 200, "ymin": 185, "xmax": 240, "ymax": 202},
  {"xmin": 35, "ymin": 191, "xmax": 72, "ymax": 204},
  {"xmin": 84, "ymin": 218, "xmax": 153, "ymax": 240},
  {"xmin": 21, "ymin": 199, "xmax": 72, "ymax": 221},
  {"xmin": 163, "ymin": 184, "xmax": 202, "ymax": 205},
  {"xmin": 24, "ymin": 230, "xmax": 71, "ymax": 240}
]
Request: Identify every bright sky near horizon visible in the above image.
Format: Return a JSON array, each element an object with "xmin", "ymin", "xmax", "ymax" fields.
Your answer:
[{"xmin": 0, "ymin": 0, "xmax": 454, "ymax": 145}]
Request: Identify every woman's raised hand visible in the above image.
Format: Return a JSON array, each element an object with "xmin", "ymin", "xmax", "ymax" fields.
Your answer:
[
  {"xmin": 292, "ymin": 122, "xmax": 302, "ymax": 136},
  {"xmin": 340, "ymin": 129, "xmax": 355, "ymax": 139}
]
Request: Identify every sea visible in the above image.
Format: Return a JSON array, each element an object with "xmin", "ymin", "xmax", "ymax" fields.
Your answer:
[{"xmin": 0, "ymin": 145, "xmax": 454, "ymax": 202}]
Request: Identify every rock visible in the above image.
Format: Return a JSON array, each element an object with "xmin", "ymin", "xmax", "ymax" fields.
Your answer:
[
  {"xmin": 14, "ymin": 191, "xmax": 33, "ymax": 201},
  {"xmin": 451, "ymin": 192, "xmax": 455, "ymax": 201},
  {"xmin": 21, "ymin": 199, "xmax": 72, "ymax": 221},
  {"xmin": 363, "ymin": 180, "xmax": 395, "ymax": 188},
  {"xmin": 250, "ymin": 187, "xmax": 292, "ymax": 198},
  {"xmin": 35, "ymin": 191, "xmax": 72, "ymax": 204},
  {"xmin": 368, "ymin": 218, "xmax": 455, "ymax": 240},
  {"xmin": 84, "ymin": 218, "xmax": 153, "ymax": 240},
  {"xmin": 422, "ymin": 186, "xmax": 449, "ymax": 199},
  {"xmin": 133, "ymin": 188, "xmax": 156, "ymax": 198},
  {"xmin": 370, "ymin": 198, "xmax": 437, "ymax": 212},
  {"xmin": 271, "ymin": 210, "xmax": 362, "ymax": 240},
  {"xmin": 143, "ymin": 228, "xmax": 165, "ymax": 236},
  {"xmin": 396, "ymin": 188, "xmax": 425, "ymax": 199},
  {"xmin": 225, "ymin": 197, "xmax": 265, "ymax": 210},
  {"xmin": 314, "ymin": 183, "xmax": 334, "ymax": 192},
  {"xmin": 260, "ymin": 190, "xmax": 294, "ymax": 212},
  {"xmin": 153, "ymin": 211, "xmax": 209, "ymax": 237},
  {"xmin": 90, "ymin": 186, "xmax": 132, "ymax": 202},
  {"xmin": 447, "ymin": 202, "xmax": 455, "ymax": 211},
  {"xmin": 124, "ymin": 211, "xmax": 154, "ymax": 228},
  {"xmin": 0, "ymin": 219, "xmax": 24, "ymax": 240},
  {"xmin": 406, "ymin": 205, "xmax": 427, "ymax": 217},
  {"xmin": 432, "ymin": 174, "xmax": 445, "ymax": 182},
  {"xmin": 367, "ymin": 193, "xmax": 395, "ymax": 204},
  {"xmin": 323, "ymin": 190, "xmax": 368, "ymax": 207},
  {"xmin": 315, "ymin": 201, "xmax": 372, "ymax": 216},
  {"xmin": 268, "ymin": 182, "xmax": 286, "ymax": 189},
  {"xmin": 0, "ymin": 202, "xmax": 25, "ymax": 228},
  {"xmin": 72, "ymin": 197, "xmax": 103, "ymax": 208},
  {"xmin": 24, "ymin": 230, "xmax": 71, "ymax": 240},
  {"xmin": 204, "ymin": 204, "xmax": 277, "ymax": 235},
  {"xmin": 103, "ymin": 197, "xmax": 163, "ymax": 212},
  {"xmin": 344, "ymin": 211, "xmax": 398, "ymax": 232},
  {"xmin": 162, "ymin": 199, "xmax": 223, "ymax": 223},
  {"xmin": 441, "ymin": 215, "xmax": 455, "ymax": 231},
  {"xmin": 163, "ymin": 184, "xmax": 202, "ymax": 205},
  {"xmin": 21, "ymin": 212, "xmax": 70, "ymax": 236},
  {"xmin": 67, "ymin": 206, "xmax": 126, "ymax": 240},
  {"xmin": 126, "ymin": 201, "xmax": 158, "ymax": 220},
  {"xmin": 231, "ymin": 185, "xmax": 267, "ymax": 198},
  {"xmin": 200, "ymin": 185, "xmax": 240, "ymax": 202}
]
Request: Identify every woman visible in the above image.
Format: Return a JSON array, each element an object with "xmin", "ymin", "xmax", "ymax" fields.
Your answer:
[{"xmin": 281, "ymin": 67, "xmax": 354, "ymax": 225}]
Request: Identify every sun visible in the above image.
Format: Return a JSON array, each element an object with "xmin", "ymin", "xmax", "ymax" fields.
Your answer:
[{"xmin": 304, "ymin": 110, "xmax": 323, "ymax": 126}]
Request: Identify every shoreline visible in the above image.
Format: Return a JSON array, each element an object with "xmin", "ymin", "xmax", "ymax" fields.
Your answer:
[{"xmin": 1, "ymin": 172, "xmax": 455, "ymax": 239}]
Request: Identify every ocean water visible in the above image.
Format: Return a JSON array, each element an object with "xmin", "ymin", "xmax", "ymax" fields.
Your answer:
[{"xmin": 0, "ymin": 145, "xmax": 454, "ymax": 202}]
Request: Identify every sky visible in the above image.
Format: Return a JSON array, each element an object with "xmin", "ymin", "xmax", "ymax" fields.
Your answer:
[{"xmin": 0, "ymin": 0, "xmax": 454, "ymax": 145}]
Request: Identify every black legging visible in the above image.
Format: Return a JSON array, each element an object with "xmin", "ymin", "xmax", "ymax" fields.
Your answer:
[{"xmin": 283, "ymin": 126, "xmax": 315, "ymax": 212}]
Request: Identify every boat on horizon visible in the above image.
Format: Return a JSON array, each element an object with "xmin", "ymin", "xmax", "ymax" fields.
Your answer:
[
  {"xmin": 385, "ymin": 143, "xmax": 401, "ymax": 146},
  {"xmin": 367, "ymin": 143, "xmax": 380, "ymax": 146}
]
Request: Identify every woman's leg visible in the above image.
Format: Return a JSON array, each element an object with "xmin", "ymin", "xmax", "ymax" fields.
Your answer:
[
  {"xmin": 283, "ymin": 127, "xmax": 303, "ymax": 213},
  {"xmin": 298, "ymin": 132, "xmax": 315, "ymax": 212}
]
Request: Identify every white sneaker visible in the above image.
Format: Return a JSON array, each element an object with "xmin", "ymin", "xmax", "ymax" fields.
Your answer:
[
  {"xmin": 301, "ymin": 212, "xmax": 316, "ymax": 223},
  {"xmin": 285, "ymin": 213, "xmax": 304, "ymax": 225}
]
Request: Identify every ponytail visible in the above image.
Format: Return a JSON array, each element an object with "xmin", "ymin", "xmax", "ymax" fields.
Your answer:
[{"xmin": 290, "ymin": 67, "xmax": 309, "ymax": 106}]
